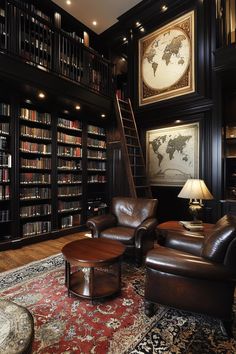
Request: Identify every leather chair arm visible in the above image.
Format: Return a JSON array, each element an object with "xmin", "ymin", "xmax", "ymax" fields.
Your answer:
[
  {"xmin": 146, "ymin": 246, "xmax": 236, "ymax": 281},
  {"xmin": 135, "ymin": 218, "xmax": 158, "ymax": 248},
  {"xmin": 86, "ymin": 214, "xmax": 117, "ymax": 238},
  {"xmin": 164, "ymin": 230, "xmax": 204, "ymax": 256}
]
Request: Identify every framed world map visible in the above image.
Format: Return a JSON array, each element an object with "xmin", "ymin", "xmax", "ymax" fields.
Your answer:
[
  {"xmin": 146, "ymin": 122, "xmax": 199, "ymax": 186},
  {"xmin": 139, "ymin": 11, "xmax": 195, "ymax": 105}
]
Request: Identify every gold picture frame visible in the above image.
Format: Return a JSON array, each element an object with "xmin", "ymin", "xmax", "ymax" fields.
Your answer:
[
  {"xmin": 146, "ymin": 122, "xmax": 199, "ymax": 186},
  {"xmin": 139, "ymin": 11, "xmax": 195, "ymax": 106}
]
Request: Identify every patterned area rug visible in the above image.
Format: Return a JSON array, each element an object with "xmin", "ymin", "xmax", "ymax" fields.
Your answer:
[{"xmin": 0, "ymin": 254, "xmax": 236, "ymax": 353}]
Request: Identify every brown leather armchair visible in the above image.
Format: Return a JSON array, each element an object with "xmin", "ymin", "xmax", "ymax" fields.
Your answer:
[
  {"xmin": 144, "ymin": 214, "xmax": 236, "ymax": 337},
  {"xmin": 86, "ymin": 196, "xmax": 158, "ymax": 265}
]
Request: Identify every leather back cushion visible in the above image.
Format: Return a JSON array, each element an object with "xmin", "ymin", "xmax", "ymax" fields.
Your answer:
[
  {"xmin": 111, "ymin": 197, "xmax": 158, "ymax": 228},
  {"xmin": 202, "ymin": 215, "xmax": 236, "ymax": 263}
]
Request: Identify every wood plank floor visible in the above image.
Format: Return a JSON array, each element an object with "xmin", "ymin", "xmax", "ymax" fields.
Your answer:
[{"xmin": 0, "ymin": 231, "xmax": 90, "ymax": 272}]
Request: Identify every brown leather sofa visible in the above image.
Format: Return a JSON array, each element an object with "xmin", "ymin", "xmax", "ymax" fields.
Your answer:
[
  {"xmin": 86, "ymin": 196, "xmax": 158, "ymax": 265},
  {"xmin": 144, "ymin": 214, "xmax": 236, "ymax": 337}
]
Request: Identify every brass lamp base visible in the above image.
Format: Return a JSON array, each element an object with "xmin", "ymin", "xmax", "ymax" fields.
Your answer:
[{"xmin": 188, "ymin": 201, "xmax": 203, "ymax": 221}]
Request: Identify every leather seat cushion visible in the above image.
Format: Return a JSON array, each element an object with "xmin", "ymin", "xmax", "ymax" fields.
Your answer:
[{"xmin": 100, "ymin": 226, "xmax": 135, "ymax": 245}]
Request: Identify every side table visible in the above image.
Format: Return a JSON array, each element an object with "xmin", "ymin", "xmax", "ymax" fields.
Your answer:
[
  {"xmin": 156, "ymin": 220, "xmax": 215, "ymax": 244},
  {"xmin": 62, "ymin": 238, "xmax": 125, "ymax": 302}
]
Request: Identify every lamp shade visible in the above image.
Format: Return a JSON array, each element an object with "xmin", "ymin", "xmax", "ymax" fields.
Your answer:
[{"xmin": 178, "ymin": 179, "xmax": 214, "ymax": 200}]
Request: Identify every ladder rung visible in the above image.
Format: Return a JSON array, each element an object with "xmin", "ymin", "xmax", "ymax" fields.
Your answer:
[
  {"xmin": 118, "ymin": 98, "xmax": 129, "ymax": 105},
  {"xmin": 124, "ymin": 126, "xmax": 136, "ymax": 131},
  {"xmin": 121, "ymin": 107, "xmax": 131, "ymax": 113},
  {"xmin": 122, "ymin": 117, "xmax": 133, "ymax": 122},
  {"xmin": 125, "ymin": 134, "xmax": 138, "ymax": 139},
  {"xmin": 127, "ymin": 144, "xmax": 139, "ymax": 147}
]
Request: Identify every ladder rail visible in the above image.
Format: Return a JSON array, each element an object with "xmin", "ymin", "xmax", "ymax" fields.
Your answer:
[
  {"xmin": 115, "ymin": 95, "xmax": 137, "ymax": 197},
  {"xmin": 127, "ymin": 98, "xmax": 152, "ymax": 197}
]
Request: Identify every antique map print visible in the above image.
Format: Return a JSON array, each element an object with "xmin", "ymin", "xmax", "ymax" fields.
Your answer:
[
  {"xmin": 146, "ymin": 123, "xmax": 199, "ymax": 186},
  {"xmin": 139, "ymin": 11, "xmax": 195, "ymax": 105}
]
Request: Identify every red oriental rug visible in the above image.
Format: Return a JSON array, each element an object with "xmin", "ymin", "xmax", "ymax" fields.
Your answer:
[{"xmin": 0, "ymin": 254, "xmax": 236, "ymax": 353}]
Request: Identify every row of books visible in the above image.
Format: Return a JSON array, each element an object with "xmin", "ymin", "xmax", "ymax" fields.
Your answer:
[
  {"xmin": 20, "ymin": 187, "xmax": 51, "ymax": 200},
  {"xmin": 20, "ymin": 172, "xmax": 51, "ymax": 184},
  {"xmin": 21, "ymin": 125, "xmax": 51, "ymax": 140},
  {"xmin": 57, "ymin": 146, "xmax": 82, "ymax": 157},
  {"xmin": 58, "ymin": 173, "xmax": 82, "ymax": 184},
  {"xmin": 0, "ymin": 209, "xmax": 9, "ymax": 222},
  {"xmin": 0, "ymin": 8, "xmax": 5, "ymax": 17},
  {"xmin": 58, "ymin": 118, "xmax": 82, "ymax": 131},
  {"xmin": 57, "ymin": 132, "xmax": 82, "ymax": 145},
  {"xmin": 0, "ymin": 124, "xmax": 9, "ymax": 135},
  {"xmin": 58, "ymin": 185, "xmax": 82, "ymax": 197},
  {"xmin": 20, "ymin": 204, "xmax": 51, "ymax": 218},
  {"xmin": 87, "ymin": 149, "xmax": 106, "ymax": 159},
  {"xmin": 0, "ymin": 168, "xmax": 10, "ymax": 182},
  {"xmin": 88, "ymin": 175, "xmax": 106, "ymax": 183},
  {"xmin": 0, "ymin": 185, "xmax": 10, "ymax": 199},
  {"xmin": 87, "ymin": 161, "xmax": 106, "ymax": 171},
  {"xmin": 88, "ymin": 124, "xmax": 105, "ymax": 136},
  {"xmin": 20, "ymin": 141, "xmax": 51, "ymax": 154},
  {"xmin": 87, "ymin": 138, "xmax": 106, "ymax": 149},
  {"xmin": 58, "ymin": 200, "xmax": 82, "ymax": 213},
  {"xmin": 21, "ymin": 157, "xmax": 51, "ymax": 169},
  {"xmin": 0, "ymin": 152, "xmax": 10, "ymax": 167},
  {"xmin": 22, "ymin": 221, "xmax": 51, "ymax": 237},
  {"xmin": 0, "ymin": 103, "xmax": 10, "ymax": 116},
  {"xmin": 0, "ymin": 136, "xmax": 7, "ymax": 150},
  {"xmin": 20, "ymin": 108, "xmax": 51, "ymax": 124},
  {"xmin": 58, "ymin": 159, "xmax": 81, "ymax": 170},
  {"xmin": 61, "ymin": 213, "xmax": 81, "ymax": 229}
]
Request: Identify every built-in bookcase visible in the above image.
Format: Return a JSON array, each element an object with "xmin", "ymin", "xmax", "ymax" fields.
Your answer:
[
  {"xmin": 0, "ymin": 101, "xmax": 108, "ymax": 249},
  {"xmin": 19, "ymin": 107, "xmax": 52, "ymax": 237},
  {"xmin": 0, "ymin": 101, "xmax": 11, "ymax": 241},
  {"xmin": 57, "ymin": 116, "xmax": 83, "ymax": 229},
  {"xmin": 87, "ymin": 124, "xmax": 108, "ymax": 217}
]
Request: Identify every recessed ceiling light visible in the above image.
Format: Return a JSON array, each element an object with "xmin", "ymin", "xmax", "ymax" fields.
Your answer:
[
  {"xmin": 101, "ymin": 113, "xmax": 106, "ymax": 118},
  {"xmin": 75, "ymin": 105, "xmax": 81, "ymax": 110},
  {"xmin": 121, "ymin": 57, "xmax": 126, "ymax": 62},
  {"xmin": 136, "ymin": 21, "xmax": 141, "ymax": 27},
  {"xmin": 38, "ymin": 92, "xmax": 45, "ymax": 99},
  {"xmin": 140, "ymin": 27, "xmax": 145, "ymax": 32},
  {"xmin": 63, "ymin": 110, "xmax": 69, "ymax": 114},
  {"xmin": 123, "ymin": 37, "xmax": 127, "ymax": 42},
  {"xmin": 92, "ymin": 21, "xmax": 97, "ymax": 26},
  {"xmin": 175, "ymin": 120, "xmax": 181, "ymax": 123},
  {"xmin": 66, "ymin": 0, "xmax": 71, "ymax": 5},
  {"xmin": 25, "ymin": 99, "xmax": 32, "ymax": 104},
  {"xmin": 161, "ymin": 5, "xmax": 168, "ymax": 12}
]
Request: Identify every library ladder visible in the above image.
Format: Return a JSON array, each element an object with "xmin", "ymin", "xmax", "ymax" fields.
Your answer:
[{"xmin": 114, "ymin": 95, "xmax": 152, "ymax": 198}]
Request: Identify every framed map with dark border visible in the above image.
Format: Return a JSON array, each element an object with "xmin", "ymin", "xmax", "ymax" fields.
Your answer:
[
  {"xmin": 146, "ymin": 122, "xmax": 199, "ymax": 186},
  {"xmin": 139, "ymin": 11, "xmax": 195, "ymax": 106}
]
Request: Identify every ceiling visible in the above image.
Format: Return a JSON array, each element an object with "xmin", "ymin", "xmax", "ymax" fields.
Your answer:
[{"xmin": 52, "ymin": 0, "xmax": 142, "ymax": 34}]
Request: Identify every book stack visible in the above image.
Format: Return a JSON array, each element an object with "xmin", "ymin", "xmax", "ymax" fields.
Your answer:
[{"xmin": 179, "ymin": 221, "xmax": 204, "ymax": 231}]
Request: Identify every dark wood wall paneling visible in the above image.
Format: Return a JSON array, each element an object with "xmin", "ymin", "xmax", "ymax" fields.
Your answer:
[{"xmin": 103, "ymin": 0, "xmax": 219, "ymax": 222}]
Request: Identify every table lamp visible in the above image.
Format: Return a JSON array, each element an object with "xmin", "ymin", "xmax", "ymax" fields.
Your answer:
[{"xmin": 178, "ymin": 179, "xmax": 214, "ymax": 222}]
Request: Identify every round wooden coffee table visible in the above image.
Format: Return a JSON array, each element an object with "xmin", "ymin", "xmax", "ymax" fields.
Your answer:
[{"xmin": 62, "ymin": 238, "xmax": 125, "ymax": 301}]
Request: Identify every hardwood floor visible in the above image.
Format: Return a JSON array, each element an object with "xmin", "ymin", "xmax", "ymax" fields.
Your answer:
[{"xmin": 0, "ymin": 231, "xmax": 90, "ymax": 272}]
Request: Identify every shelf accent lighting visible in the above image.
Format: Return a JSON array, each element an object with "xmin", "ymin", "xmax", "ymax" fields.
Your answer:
[
  {"xmin": 38, "ymin": 92, "xmax": 45, "ymax": 99},
  {"xmin": 161, "ymin": 5, "xmax": 168, "ymax": 12}
]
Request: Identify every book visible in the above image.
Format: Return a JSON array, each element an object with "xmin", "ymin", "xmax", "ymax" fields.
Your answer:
[{"xmin": 179, "ymin": 221, "xmax": 204, "ymax": 231}]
